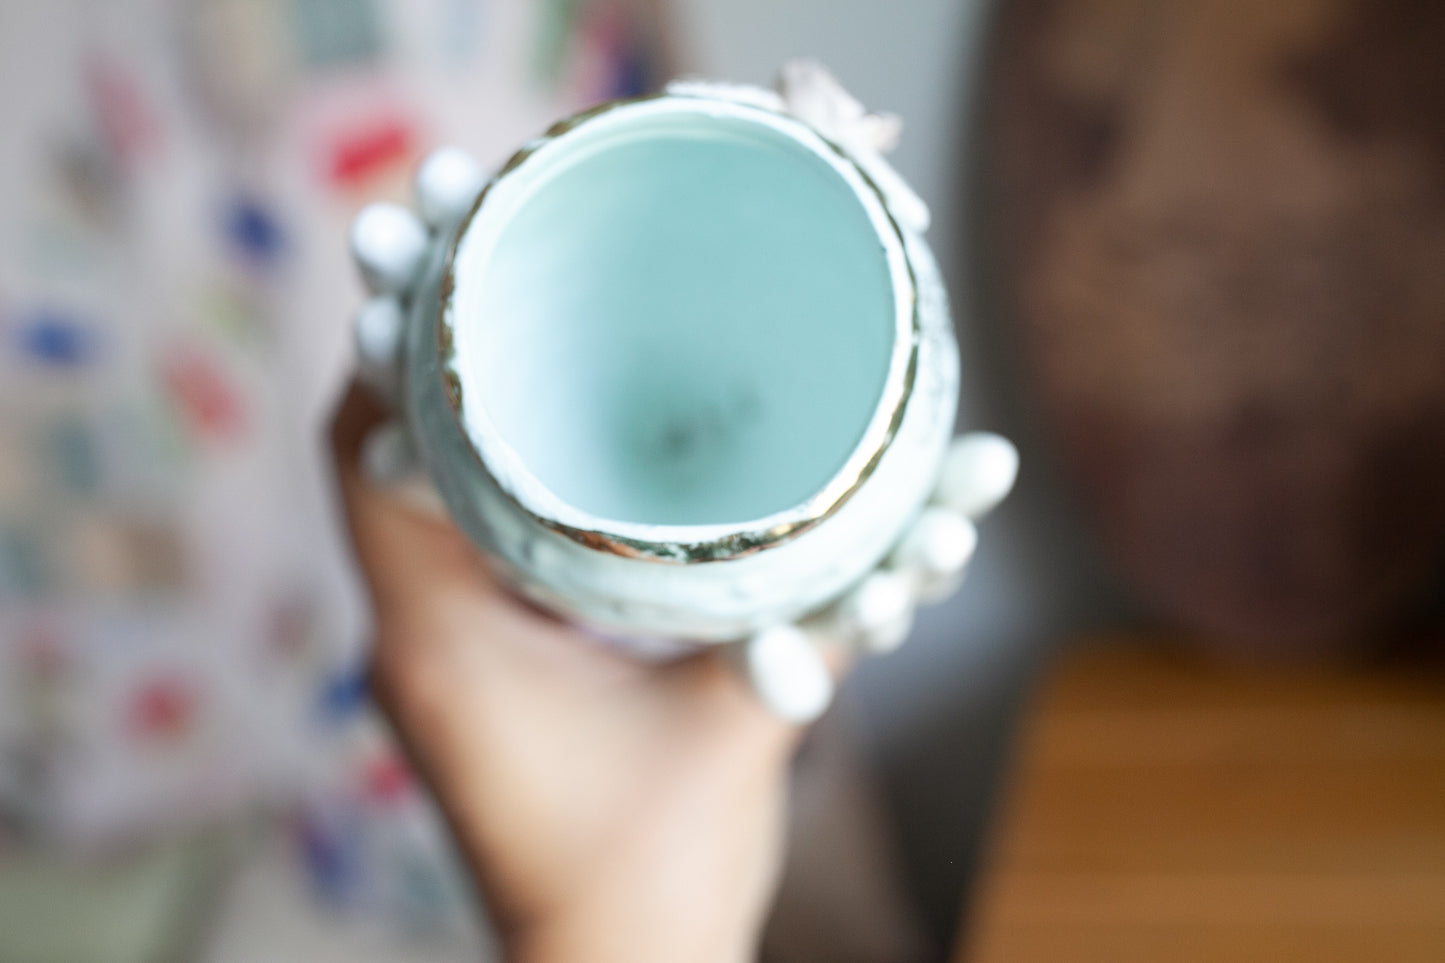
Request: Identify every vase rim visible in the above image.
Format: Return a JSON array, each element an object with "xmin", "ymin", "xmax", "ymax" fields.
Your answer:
[{"xmin": 437, "ymin": 92, "xmax": 919, "ymax": 563}]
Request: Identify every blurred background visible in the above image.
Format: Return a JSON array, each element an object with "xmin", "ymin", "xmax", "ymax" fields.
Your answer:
[{"xmin": 1, "ymin": 0, "xmax": 1442, "ymax": 961}]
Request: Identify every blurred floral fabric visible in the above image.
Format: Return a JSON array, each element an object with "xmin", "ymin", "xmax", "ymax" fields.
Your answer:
[{"xmin": 0, "ymin": 0, "xmax": 663, "ymax": 850}]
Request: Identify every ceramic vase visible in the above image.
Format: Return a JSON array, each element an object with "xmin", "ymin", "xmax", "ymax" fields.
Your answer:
[{"xmin": 348, "ymin": 63, "xmax": 1016, "ymax": 719}]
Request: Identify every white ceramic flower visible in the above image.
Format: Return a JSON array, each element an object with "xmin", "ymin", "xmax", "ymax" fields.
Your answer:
[
  {"xmin": 776, "ymin": 59, "xmax": 930, "ymax": 232},
  {"xmin": 777, "ymin": 59, "xmax": 902, "ymax": 154}
]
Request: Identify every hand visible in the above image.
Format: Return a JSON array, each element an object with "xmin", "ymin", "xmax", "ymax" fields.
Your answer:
[{"xmin": 330, "ymin": 382, "xmax": 807, "ymax": 963}]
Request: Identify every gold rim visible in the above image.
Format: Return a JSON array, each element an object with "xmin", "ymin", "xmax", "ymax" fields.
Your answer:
[{"xmin": 436, "ymin": 93, "xmax": 920, "ymax": 564}]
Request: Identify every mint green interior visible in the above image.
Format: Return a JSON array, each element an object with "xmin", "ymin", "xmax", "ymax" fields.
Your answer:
[{"xmin": 465, "ymin": 109, "xmax": 896, "ymax": 526}]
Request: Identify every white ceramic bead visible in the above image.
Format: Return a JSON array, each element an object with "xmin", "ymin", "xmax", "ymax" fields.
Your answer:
[
  {"xmin": 415, "ymin": 147, "xmax": 487, "ymax": 228},
  {"xmin": 838, "ymin": 570, "xmax": 915, "ymax": 654},
  {"xmin": 744, "ymin": 624, "xmax": 833, "ymax": 723},
  {"xmin": 350, "ymin": 203, "xmax": 429, "ymax": 295},
  {"xmin": 889, "ymin": 507, "xmax": 978, "ymax": 603},
  {"xmin": 354, "ymin": 295, "xmax": 404, "ymax": 398},
  {"xmin": 934, "ymin": 432, "xmax": 1019, "ymax": 519},
  {"xmin": 362, "ymin": 421, "xmax": 418, "ymax": 486}
]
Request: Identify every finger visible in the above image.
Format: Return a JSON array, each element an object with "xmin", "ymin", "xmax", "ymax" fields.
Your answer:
[
  {"xmin": 327, "ymin": 379, "xmax": 490, "ymax": 602},
  {"xmin": 329, "ymin": 379, "xmax": 390, "ymax": 482},
  {"xmin": 667, "ymin": 645, "xmax": 805, "ymax": 758},
  {"xmin": 815, "ymin": 633, "xmax": 859, "ymax": 678}
]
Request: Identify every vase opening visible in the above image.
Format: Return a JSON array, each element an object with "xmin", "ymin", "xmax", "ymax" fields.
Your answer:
[{"xmin": 447, "ymin": 99, "xmax": 910, "ymax": 532}]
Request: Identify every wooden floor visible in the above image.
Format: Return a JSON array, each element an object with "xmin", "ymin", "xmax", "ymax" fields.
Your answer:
[{"xmin": 959, "ymin": 640, "xmax": 1445, "ymax": 962}]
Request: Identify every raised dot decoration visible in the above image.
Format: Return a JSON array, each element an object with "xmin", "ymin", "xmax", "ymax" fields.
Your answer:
[
  {"xmin": 353, "ymin": 295, "xmax": 405, "ymax": 399},
  {"xmin": 414, "ymin": 146, "xmax": 487, "ymax": 229},
  {"xmin": 743, "ymin": 624, "xmax": 835, "ymax": 724},
  {"xmin": 934, "ymin": 432, "xmax": 1019, "ymax": 520},
  {"xmin": 349, "ymin": 202, "xmax": 429, "ymax": 295}
]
